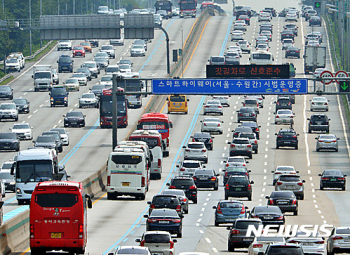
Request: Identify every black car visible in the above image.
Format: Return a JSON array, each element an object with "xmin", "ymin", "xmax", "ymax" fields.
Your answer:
[
  {"xmin": 285, "ymin": 46, "xmax": 300, "ymax": 58},
  {"xmin": 75, "ymin": 67, "xmax": 92, "ymax": 81},
  {"xmin": 309, "ymin": 15, "xmax": 321, "ymax": 26},
  {"xmin": 13, "ymin": 98, "xmax": 30, "ymax": 113},
  {"xmin": 278, "ymin": 8, "xmax": 289, "ymax": 17},
  {"xmin": 91, "ymin": 84, "xmax": 109, "ymax": 98},
  {"xmin": 225, "ymin": 175, "xmax": 253, "ymax": 201},
  {"xmin": 167, "ymin": 176, "xmax": 197, "ymax": 204},
  {"xmin": 191, "ymin": 132, "xmax": 214, "ymax": 150},
  {"xmin": 308, "ymin": 114, "xmax": 330, "ymax": 133},
  {"xmin": 223, "ymin": 165, "xmax": 251, "ymax": 184},
  {"xmin": 33, "ymin": 135, "xmax": 58, "ymax": 152},
  {"xmin": 240, "ymin": 122, "xmax": 261, "ymax": 139},
  {"xmin": 63, "ymin": 111, "xmax": 86, "ymax": 127},
  {"xmin": 0, "ymin": 132, "xmax": 20, "ymax": 151},
  {"xmin": 237, "ymin": 107, "xmax": 257, "ymax": 122},
  {"xmin": 57, "ymin": 55, "xmax": 73, "ymax": 73},
  {"xmin": 227, "ymin": 218, "xmax": 263, "ymax": 251},
  {"xmin": 42, "ymin": 131, "xmax": 63, "ymax": 153},
  {"xmin": 264, "ymin": 7, "xmax": 276, "ymax": 17},
  {"xmin": 275, "ymin": 97, "xmax": 292, "ymax": 112},
  {"xmin": 283, "ymin": 23, "xmax": 298, "ymax": 36},
  {"xmin": 144, "ymin": 209, "xmax": 183, "ymax": 237},
  {"xmin": 148, "ymin": 194, "xmax": 183, "ymax": 216},
  {"xmin": 319, "ymin": 169, "xmax": 346, "ymax": 190},
  {"xmin": 162, "ymin": 189, "xmax": 189, "ymax": 214},
  {"xmin": 50, "ymin": 86, "xmax": 68, "ymax": 107},
  {"xmin": 193, "ymin": 169, "xmax": 219, "ymax": 190},
  {"xmin": 275, "ymin": 128, "xmax": 299, "ymax": 149},
  {"xmin": 281, "ymin": 29, "xmax": 295, "ymax": 40},
  {"xmin": 232, "ymin": 126, "xmax": 253, "ymax": 138},
  {"xmin": 0, "ymin": 85, "xmax": 13, "ymax": 100},
  {"xmin": 249, "ymin": 205, "xmax": 285, "ymax": 226},
  {"xmin": 266, "ymin": 191, "xmax": 298, "ymax": 215},
  {"xmin": 88, "ymin": 39, "xmax": 99, "ymax": 47}
]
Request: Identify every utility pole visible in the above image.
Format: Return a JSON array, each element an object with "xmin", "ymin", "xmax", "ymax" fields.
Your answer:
[{"xmin": 29, "ymin": 0, "xmax": 32, "ymax": 55}]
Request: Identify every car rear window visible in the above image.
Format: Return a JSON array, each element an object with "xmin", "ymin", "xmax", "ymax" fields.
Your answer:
[
  {"xmin": 170, "ymin": 95, "xmax": 186, "ymax": 102},
  {"xmin": 271, "ymin": 191, "xmax": 295, "ymax": 198},
  {"xmin": 278, "ymin": 99, "xmax": 290, "ymax": 103},
  {"xmin": 226, "ymin": 167, "xmax": 246, "ymax": 172},
  {"xmin": 152, "ymin": 196, "xmax": 178, "ymax": 204},
  {"xmin": 188, "ymin": 143, "xmax": 205, "ymax": 149},
  {"xmin": 311, "ymin": 115, "xmax": 327, "ymax": 120},
  {"xmin": 228, "ymin": 176, "xmax": 248, "ymax": 184},
  {"xmin": 182, "ymin": 162, "xmax": 201, "ymax": 168},
  {"xmin": 144, "ymin": 234, "xmax": 170, "ymax": 243},
  {"xmin": 240, "ymin": 108, "xmax": 255, "ymax": 113},
  {"xmin": 279, "ymin": 176, "xmax": 300, "ymax": 182},
  {"xmin": 172, "ymin": 179, "xmax": 194, "ymax": 186},
  {"xmin": 194, "ymin": 132, "xmax": 211, "ymax": 138},
  {"xmin": 245, "ymin": 100, "xmax": 257, "ymax": 104},
  {"xmin": 239, "ymin": 133, "xmax": 255, "ymax": 139},
  {"xmin": 232, "ymin": 139, "xmax": 249, "ymax": 144},
  {"xmin": 220, "ymin": 202, "xmax": 242, "ymax": 208},
  {"xmin": 235, "ymin": 221, "xmax": 261, "ymax": 229},
  {"xmin": 194, "ymin": 170, "xmax": 214, "ymax": 175},
  {"xmin": 254, "ymin": 206, "xmax": 281, "ymax": 213},
  {"xmin": 117, "ymin": 248, "xmax": 149, "ymax": 254},
  {"xmin": 336, "ymin": 229, "xmax": 350, "ymax": 234},
  {"xmin": 279, "ymin": 132, "xmax": 296, "ymax": 136},
  {"xmin": 323, "ymin": 170, "xmax": 342, "ymax": 176},
  {"xmin": 267, "ymin": 246, "xmax": 303, "ymax": 254},
  {"xmin": 211, "ymin": 57, "xmax": 224, "ymax": 62}
]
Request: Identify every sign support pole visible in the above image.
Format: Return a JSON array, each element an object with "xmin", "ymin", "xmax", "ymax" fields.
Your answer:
[{"xmin": 112, "ymin": 74, "xmax": 118, "ymax": 151}]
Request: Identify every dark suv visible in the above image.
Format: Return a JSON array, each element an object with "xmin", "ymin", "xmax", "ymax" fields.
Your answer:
[
  {"xmin": 0, "ymin": 132, "xmax": 20, "ymax": 151},
  {"xmin": 239, "ymin": 122, "xmax": 261, "ymax": 139},
  {"xmin": 275, "ymin": 97, "xmax": 292, "ymax": 112},
  {"xmin": 227, "ymin": 218, "xmax": 263, "ymax": 252},
  {"xmin": 167, "ymin": 177, "xmax": 197, "ymax": 204},
  {"xmin": 308, "ymin": 114, "xmax": 330, "ymax": 133},
  {"xmin": 57, "ymin": 55, "xmax": 73, "ymax": 73},
  {"xmin": 275, "ymin": 128, "xmax": 299, "ymax": 149},
  {"xmin": 147, "ymin": 194, "xmax": 183, "ymax": 216},
  {"xmin": 193, "ymin": 169, "xmax": 219, "ymax": 190},
  {"xmin": 50, "ymin": 86, "xmax": 68, "ymax": 107},
  {"xmin": 225, "ymin": 175, "xmax": 254, "ymax": 201},
  {"xmin": 191, "ymin": 132, "xmax": 214, "ymax": 150}
]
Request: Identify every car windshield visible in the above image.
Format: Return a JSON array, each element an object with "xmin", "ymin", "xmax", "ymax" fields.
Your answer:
[
  {"xmin": 82, "ymin": 63, "xmax": 96, "ymax": 68},
  {"xmin": 34, "ymin": 72, "xmax": 51, "ymax": 79},
  {"xmin": 235, "ymin": 221, "xmax": 261, "ymax": 229},
  {"xmin": 92, "ymin": 85, "xmax": 105, "ymax": 91},
  {"xmin": 119, "ymin": 60, "xmax": 131, "ymax": 65},
  {"xmin": 311, "ymin": 115, "xmax": 327, "ymax": 120},
  {"xmin": 95, "ymin": 52, "xmax": 108, "ymax": 58},
  {"xmin": 0, "ymin": 133, "xmax": 16, "ymax": 139},
  {"xmin": 150, "ymin": 209, "xmax": 178, "ymax": 217},
  {"xmin": 117, "ymin": 248, "xmax": 148, "ymax": 254},
  {"xmin": 0, "ymin": 104, "xmax": 15, "ymax": 110},
  {"xmin": 65, "ymin": 79, "xmax": 78, "ymax": 84},
  {"xmin": 51, "ymin": 88, "xmax": 66, "ymax": 95},
  {"xmin": 59, "ymin": 57, "xmax": 71, "ymax": 63},
  {"xmin": 82, "ymin": 94, "xmax": 95, "ymax": 99},
  {"xmin": 66, "ymin": 112, "xmax": 83, "ymax": 117},
  {"xmin": 6, "ymin": 59, "xmax": 18, "ymax": 63},
  {"xmin": 101, "ymin": 76, "xmax": 112, "ymax": 82},
  {"xmin": 119, "ymin": 64, "xmax": 130, "ymax": 70},
  {"xmin": 13, "ymin": 124, "xmax": 30, "ymax": 129},
  {"xmin": 95, "ymin": 57, "xmax": 106, "ymax": 62},
  {"xmin": 144, "ymin": 234, "xmax": 170, "ymax": 243},
  {"xmin": 0, "ymin": 86, "xmax": 11, "ymax": 92},
  {"xmin": 106, "ymin": 67, "xmax": 120, "ymax": 73},
  {"xmin": 76, "ymin": 68, "xmax": 89, "ymax": 74},
  {"xmin": 72, "ymin": 73, "xmax": 85, "ymax": 78},
  {"xmin": 101, "ymin": 46, "xmax": 113, "ymax": 50},
  {"xmin": 188, "ymin": 143, "xmax": 205, "ymax": 149},
  {"xmin": 81, "ymin": 42, "xmax": 90, "ymax": 46},
  {"xmin": 162, "ymin": 189, "xmax": 184, "ymax": 196},
  {"xmin": 36, "ymin": 136, "xmax": 55, "ymax": 143},
  {"xmin": 74, "ymin": 46, "xmax": 84, "ymax": 50}
]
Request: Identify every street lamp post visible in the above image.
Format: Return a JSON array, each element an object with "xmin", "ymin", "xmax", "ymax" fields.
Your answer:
[{"xmin": 29, "ymin": 0, "xmax": 32, "ymax": 56}]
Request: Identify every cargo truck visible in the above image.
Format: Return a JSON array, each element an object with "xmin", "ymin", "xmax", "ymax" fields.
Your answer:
[
  {"xmin": 32, "ymin": 65, "xmax": 58, "ymax": 91},
  {"xmin": 303, "ymin": 46, "xmax": 326, "ymax": 74}
]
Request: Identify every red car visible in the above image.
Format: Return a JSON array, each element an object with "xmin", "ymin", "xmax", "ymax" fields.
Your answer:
[{"xmin": 72, "ymin": 45, "xmax": 85, "ymax": 57}]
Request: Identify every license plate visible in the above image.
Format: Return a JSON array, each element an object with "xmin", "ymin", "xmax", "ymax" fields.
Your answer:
[
  {"xmin": 283, "ymin": 119, "xmax": 287, "ymax": 122},
  {"xmin": 244, "ymin": 113, "xmax": 249, "ymax": 116},
  {"xmin": 302, "ymin": 242, "xmax": 313, "ymax": 246},
  {"xmin": 243, "ymin": 238, "xmax": 253, "ymax": 241},
  {"xmin": 236, "ymin": 188, "xmax": 242, "ymax": 191},
  {"xmin": 199, "ymin": 178, "xmax": 207, "ymax": 180},
  {"xmin": 317, "ymin": 121, "xmax": 322, "ymax": 125},
  {"xmin": 317, "ymin": 103, "xmax": 323, "ymax": 105},
  {"xmin": 331, "ymin": 178, "xmax": 337, "ymax": 181},
  {"xmin": 278, "ymin": 201, "xmax": 288, "ymax": 205},
  {"xmin": 122, "ymin": 182, "xmax": 129, "ymax": 186},
  {"xmin": 159, "ymin": 221, "xmax": 169, "ymax": 224},
  {"xmin": 284, "ymin": 141, "xmax": 291, "ymax": 144},
  {"xmin": 51, "ymin": 233, "xmax": 62, "ymax": 238},
  {"xmin": 325, "ymin": 141, "xmax": 331, "ymax": 143},
  {"xmin": 56, "ymin": 101, "xmax": 61, "ymax": 103},
  {"xmin": 286, "ymin": 185, "xmax": 294, "ymax": 189}
]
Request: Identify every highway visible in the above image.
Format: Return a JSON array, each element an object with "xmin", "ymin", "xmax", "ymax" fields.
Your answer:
[{"xmin": 2, "ymin": 0, "xmax": 350, "ymax": 254}]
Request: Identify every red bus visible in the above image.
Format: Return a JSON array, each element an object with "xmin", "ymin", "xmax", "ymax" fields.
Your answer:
[
  {"xmin": 99, "ymin": 88, "xmax": 128, "ymax": 128},
  {"xmin": 30, "ymin": 181, "xmax": 92, "ymax": 255},
  {"xmin": 200, "ymin": 1, "xmax": 213, "ymax": 11},
  {"xmin": 137, "ymin": 113, "xmax": 173, "ymax": 157},
  {"xmin": 179, "ymin": 0, "xmax": 197, "ymax": 18}
]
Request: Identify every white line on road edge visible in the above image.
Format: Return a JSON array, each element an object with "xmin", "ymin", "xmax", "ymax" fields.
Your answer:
[{"xmin": 303, "ymin": 95, "xmax": 311, "ymax": 166}]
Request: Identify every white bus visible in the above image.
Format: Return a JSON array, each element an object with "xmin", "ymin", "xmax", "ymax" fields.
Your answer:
[
  {"xmin": 107, "ymin": 148, "xmax": 150, "ymax": 200},
  {"xmin": 249, "ymin": 50, "xmax": 274, "ymax": 65}
]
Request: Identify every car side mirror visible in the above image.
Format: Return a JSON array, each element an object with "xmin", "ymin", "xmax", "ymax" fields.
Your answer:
[
  {"xmin": 275, "ymin": 133, "xmax": 277, "ymax": 135},
  {"xmin": 147, "ymin": 201, "xmax": 151, "ymax": 204},
  {"xmin": 143, "ymin": 215, "xmax": 148, "ymax": 218},
  {"xmin": 265, "ymin": 196, "xmax": 270, "ymax": 199},
  {"xmin": 307, "ymin": 118, "xmax": 310, "ymax": 120},
  {"xmin": 315, "ymin": 137, "xmax": 318, "ymax": 140},
  {"xmin": 176, "ymin": 165, "xmax": 179, "ymax": 168},
  {"xmin": 246, "ymin": 161, "xmax": 249, "ymax": 163},
  {"xmin": 302, "ymin": 180, "xmax": 306, "ymax": 183},
  {"xmin": 173, "ymin": 239, "xmax": 177, "ymax": 243},
  {"xmin": 250, "ymin": 181, "xmax": 254, "ymax": 184},
  {"xmin": 345, "ymin": 175, "xmax": 347, "ymax": 177},
  {"xmin": 226, "ymin": 226, "xmax": 231, "ymax": 230},
  {"xmin": 227, "ymin": 142, "xmax": 231, "ymax": 144},
  {"xmin": 182, "ymin": 146, "xmax": 186, "ymax": 148},
  {"xmin": 166, "ymin": 183, "xmax": 170, "ymax": 186},
  {"xmin": 135, "ymin": 238, "xmax": 141, "ymax": 242},
  {"xmin": 318, "ymin": 174, "xmax": 322, "ymax": 176}
]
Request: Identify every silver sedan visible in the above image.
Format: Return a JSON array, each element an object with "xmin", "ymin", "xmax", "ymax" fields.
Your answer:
[
  {"xmin": 200, "ymin": 117, "xmax": 223, "ymax": 134},
  {"xmin": 203, "ymin": 100, "xmax": 223, "ymax": 115},
  {"xmin": 316, "ymin": 134, "xmax": 339, "ymax": 152},
  {"xmin": 275, "ymin": 109, "xmax": 294, "ymax": 125},
  {"xmin": 310, "ymin": 96, "xmax": 329, "ymax": 111}
]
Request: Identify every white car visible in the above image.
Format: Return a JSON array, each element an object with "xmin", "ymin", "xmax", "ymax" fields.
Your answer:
[
  {"xmin": 237, "ymin": 40, "xmax": 251, "ymax": 53},
  {"xmin": 255, "ymin": 36, "xmax": 269, "ymax": 47},
  {"xmin": 234, "ymin": 20, "xmax": 247, "ymax": 31},
  {"xmin": 57, "ymin": 39, "xmax": 72, "ymax": 51},
  {"xmin": 5, "ymin": 58, "xmax": 21, "ymax": 73},
  {"xmin": 248, "ymin": 95, "xmax": 264, "ymax": 108},
  {"xmin": 316, "ymin": 134, "xmax": 339, "ymax": 152},
  {"xmin": 63, "ymin": 78, "xmax": 80, "ymax": 91},
  {"xmin": 310, "ymin": 96, "xmax": 329, "ymax": 111},
  {"xmin": 136, "ymin": 231, "xmax": 175, "ymax": 255},
  {"xmin": 183, "ymin": 142, "xmax": 208, "ymax": 163},
  {"xmin": 287, "ymin": 232, "xmax": 326, "ymax": 255},
  {"xmin": 131, "ymin": 45, "xmax": 146, "ymax": 57},
  {"xmin": 256, "ymin": 43, "xmax": 269, "ymax": 51},
  {"xmin": 282, "ymin": 39, "xmax": 294, "ymax": 50},
  {"xmin": 248, "ymin": 236, "xmax": 285, "ymax": 255},
  {"xmin": 119, "ymin": 64, "xmax": 132, "ymax": 73},
  {"xmin": 212, "ymin": 95, "xmax": 230, "ymax": 106},
  {"xmin": 100, "ymin": 75, "xmax": 113, "ymax": 86},
  {"xmin": 9, "ymin": 52, "xmax": 25, "ymax": 69},
  {"xmin": 258, "ymin": 12, "xmax": 271, "ymax": 22},
  {"xmin": 100, "ymin": 45, "xmax": 116, "ymax": 58},
  {"xmin": 203, "ymin": 100, "xmax": 223, "ymax": 115},
  {"xmin": 313, "ymin": 68, "xmax": 328, "ymax": 78},
  {"xmin": 50, "ymin": 128, "xmax": 69, "ymax": 146},
  {"xmin": 260, "ymin": 30, "xmax": 272, "ymax": 41},
  {"xmin": 71, "ymin": 73, "xmax": 87, "ymax": 86},
  {"xmin": 79, "ymin": 93, "xmax": 99, "ymax": 108},
  {"xmin": 225, "ymin": 51, "xmax": 240, "ymax": 65},
  {"xmin": 0, "ymin": 103, "xmax": 18, "ymax": 121},
  {"xmin": 110, "ymin": 37, "xmax": 124, "ymax": 46},
  {"xmin": 81, "ymin": 61, "xmax": 99, "ymax": 78},
  {"xmin": 114, "ymin": 246, "xmax": 151, "ymax": 255},
  {"xmin": 200, "ymin": 117, "xmax": 224, "ymax": 134},
  {"xmin": 231, "ymin": 31, "xmax": 244, "ymax": 41},
  {"xmin": 275, "ymin": 109, "xmax": 294, "ymax": 125},
  {"xmin": 176, "ymin": 160, "xmax": 203, "ymax": 177},
  {"xmin": 94, "ymin": 52, "xmax": 110, "ymax": 63},
  {"xmin": 10, "ymin": 123, "xmax": 33, "ymax": 140},
  {"xmin": 223, "ymin": 156, "xmax": 249, "ymax": 170},
  {"xmin": 271, "ymin": 165, "xmax": 298, "ymax": 185},
  {"xmin": 227, "ymin": 45, "xmax": 242, "ymax": 56},
  {"xmin": 285, "ymin": 12, "xmax": 298, "ymax": 21},
  {"xmin": 307, "ymin": 40, "xmax": 320, "ymax": 46}
]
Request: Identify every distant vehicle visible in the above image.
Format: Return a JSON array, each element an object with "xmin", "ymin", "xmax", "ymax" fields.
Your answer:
[
  {"xmin": 155, "ymin": 0, "xmax": 173, "ymax": 18},
  {"xmin": 63, "ymin": 111, "xmax": 86, "ymax": 127},
  {"xmin": 0, "ymin": 85, "xmax": 13, "ymax": 100},
  {"xmin": 208, "ymin": 56, "xmax": 225, "ymax": 65},
  {"xmin": 179, "ymin": 0, "xmax": 196, "ymax": 18},
  {"xmin": 57, "ymin": 40, "xmax": 72, "ymax": 51},
  {"xmin": 97, "ymin": 5, "xmax": 109, "ymax": 14}
]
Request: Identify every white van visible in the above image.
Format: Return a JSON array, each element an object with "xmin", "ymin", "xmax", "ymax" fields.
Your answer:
[
  {"xmin": 249, "ymin": 50, "xmax": 274, "ymax": 65},
  {"xmin": 107, "ymin": 148, "xmax": 149, "ymax": 200},
  {"xmin": 129, "ymin": 130, "xmax": 163, "ymax": 180}
]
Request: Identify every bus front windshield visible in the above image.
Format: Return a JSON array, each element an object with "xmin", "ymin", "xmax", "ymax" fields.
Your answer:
[
  {"xmin": 100, "ymin": 98, "xmax": 126, "ymax": 116},
  {"xmin": 16, "ymin": 160, "xmax": 53, "ymax": 182}
]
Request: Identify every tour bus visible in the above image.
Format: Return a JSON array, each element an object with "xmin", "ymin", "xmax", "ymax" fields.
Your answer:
[
  {"xmin": 107, "ymin": 148, "xmax": 150, "ymax": 200},
  {"xmin": 30, "ymin": 181, "xmax": 92, "ymax": 255},
  {"xmin": 249, "ymin": 50, "xmax": 274, "ymax": 65},
  {"xmin": 129, "ymin": 130, "xmax": 163, "ymax": 180},
  {"xmin": 12, "ymin": 148, "xmax": 68, "ymax": 205},
  {"xmin": 137, "ymin": 113, "xmax": 173, "ymax": 157}
]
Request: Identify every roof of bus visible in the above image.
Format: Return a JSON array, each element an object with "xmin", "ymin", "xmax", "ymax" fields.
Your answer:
[
  {"xmin": 36, "ymin": 181, "xmax": 81, "ymax": 188},
  {"xmin": 17, "ymin": 148, "xmax": 57, "ymax": 161},
  {"xmin": 112, "ymin": 148, "xmax": 145, "ymax": 154},
  {"xmin": 131, "ymin": 130, "xmax": 162, "ymax": 137},
  {"xmin": 140, "ymin": 112, "xmax": 170, "ymax": 121}
]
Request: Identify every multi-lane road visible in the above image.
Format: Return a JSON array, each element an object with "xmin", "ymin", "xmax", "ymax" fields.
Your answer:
[{"xmin": 2, "ymin": 0, "xmax": 350, "ymax": 254}]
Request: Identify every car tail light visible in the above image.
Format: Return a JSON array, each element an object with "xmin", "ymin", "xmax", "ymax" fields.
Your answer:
[
  {"xmin": 338, "ymin": 177, "xmax": 346, "ymax": 180},
  {"xmin": 192, "ymin": 138, "xmax": 196, "ymax": 142},
  {"xmin": 257, "ymin": 103, "xmax": 259, "ymax": 107},
  {"xmin": 225, "ymin": 172, "xmax": 228, "ymax": 177},
  {"xmin": 205, "ymin": 106, "xmax": 209, "ymax": 108},
  {"xmin": 180, "ymin": 167, "xmax": 185, "ymax": 171},
  {"xmin": 141, "ymin": 177, "xmax": 146, "ymax": 187},
  {"xmin": 292, "ymin": 135, "xmax": 297, "ymax": 138},
  {"xmin": 255, "ymin": 128, "xmax": 259, "ymax": 132},
  {"xmin": 169, "ymin": 185, "xmax": 176, "ymax": 189},
  {"xmin": 158, "ymin": 159, "xmax": 161, "ymax": 168},
  {"xmin": 209, "ymin": 139, "xmax": 213, "ymax": 143},
  {"xmin": 140, "ymin": 240, "xmax": 145, "ymax": 246},
  {"xmin": 326, "ymin": 121, "xmax": 329, "ymax": 125},
  {"xmin": 231, "ymin": 229, "xmax": 241, "ymax": 234},
  {"xmin": 202, "ymin": 149, "xmax": 207, "ymax": 152},
  {"xmin": 218, "ymin": 106, "xmax": 222, "ymax": 108},
  {"xmin": 182, "ymin": 197, "xmax": 187, "ymax": 202},
  {"xmin": 240, "ymin": 205, "xmax": 245, "ymax": 214},
  {"xmin": 276, "ymin": 115, "xmax": 279, "ymax": 118},
  {"xmin": 253, "ymin": 244, "xmax": 263, "ymax": 248},
  {"xmin": 192, "ymin": 176, "xmax": 197, "ymax": 181},
  {"xmin": 277, "ymin": 181, "xmax": 282, "ymax": 185},
  {"xmin": 217, "ymin": 204, "xmax": 223, "ymax": 214},
  {"xmin": 332, "ymin": 236, "xmax": 343, "ymax": 240},
  {"xmin": 168, "ymin": 101, "xmax": 170, "ymax": 107},
  {"xmin": 148, "ymin": 218, "xmax": 157, "ymax": 223},
  {"xmin": 79, "ymin": 224, "xmax": 84, "ymax": 236},
  {"xmin": 322, "ymin": 177, "xmax": 329, "ymax": 180},
  {"xmin": 275, "ymin": 172, "xmax": 281, "ymax": 175},
  {"xmin": 289, "ymin": 240, "xmax": 300, "ymax": 244},
  {"xmin": 292, "ymin": 199, "xmax": 297, "ymax": 205},
  {"xmin": 243, "ymin": 103, "xmax": 246, "ymax": 106},
  {"xmin": 277, "ymin": 215, "xmax": 284, "ymax": 220},
  {"xmin": 269, "ymin": 199, "xmax": 274, "ymax": 205},
  {"xmin": 278, "ymin": 135, "xmax": 283, "ymax": 138},
  {"xmin": 107, "ymin": 176, "xmax": 111, "ymax": 186},
  {"xmin": 310, "ymin": 121, "xmax": 313, "ymax": 125},
  {"xmin": 185, "ymin": 149, "xmax": 190, "ymax": 152},
  {"xmin": 247, "ymin": 144, "xmax": 252, "ymax": 148},
  {"xmin": 150, "ymin": 204, "xmax": 155, "ymax": 209},
  {"xmin": 225, "ymin": 184, "xmax": 229, "ymax": 190},
  {"xmin": 170, "ymin": 240, "xmax": 175, "ymax": 249},
  {"xmin": 234, "ymin": 132, "xmax": 239, "ymax": 136},
  {"xmin": 185, "ymin": 101, "xmax": 188, "ymax": 107},
  {"xmin": 252, "ymin": 113, "xmax": 256, "ymax": 116},
  {"xmin": 246, "ymin": 172, "xmax": 249, "ymax": 176},
  {"xmin": 176, "ymin": 204, "xmax": 181, "ymax": 212},
  {"xmin": 211, "ymin": 176, "xmax": 216, "ymax": 181},
  {"xmin": 217, "ymin": 123, "xmax": 221, "ymax": 127},
  {"xmin": 189, "ymin": 185, "xmax": 196, "ymax": 190},
  {"xmin": 204, "ymin": 123, "xmax": 207, "ymax": 126},
  {"xmin": 277, "ymin": 102, "xmax": 280, "ymax": 105},
  {"xmin": 226, "ymin": 163, "xmax": 230, "ymax": 167},
  {"xmin": 30, "ymin": 224, "xmax": 34, "ymax": 238},
  {"xmin": 318, "ymin": 140, "xmax": 324, "ymax": 142},
  {"xmin": 248, "ymin": 184, "xmax": 251, "ymax": 190},
  {"xmin": 295, "ymin": 50, "xmax": 299, "ymax": 53},
  {"xmin": 325, "ymin": 102, "xmax": 328, "ymax": 105},
  {"xmin": 238, "ymin": 113, "xmax": 243, "ymax": 116},
  {"xmin": 315, "ymin": 240, "xmax": 325, "ymax": 244},
  {"xmin": 297, "ymin": 182, "xmax": 303, "ymax": 186},
  {"xmin": 332, "ymin": 140, "xmax": 337, "ymax": 143},
  {"xmin": 231, "ymin": 144, "xmax": 235, "ymax": 148},
  {"xmin": 166, "ymin": 138, "xmax": 169, "ymax": 147}
]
